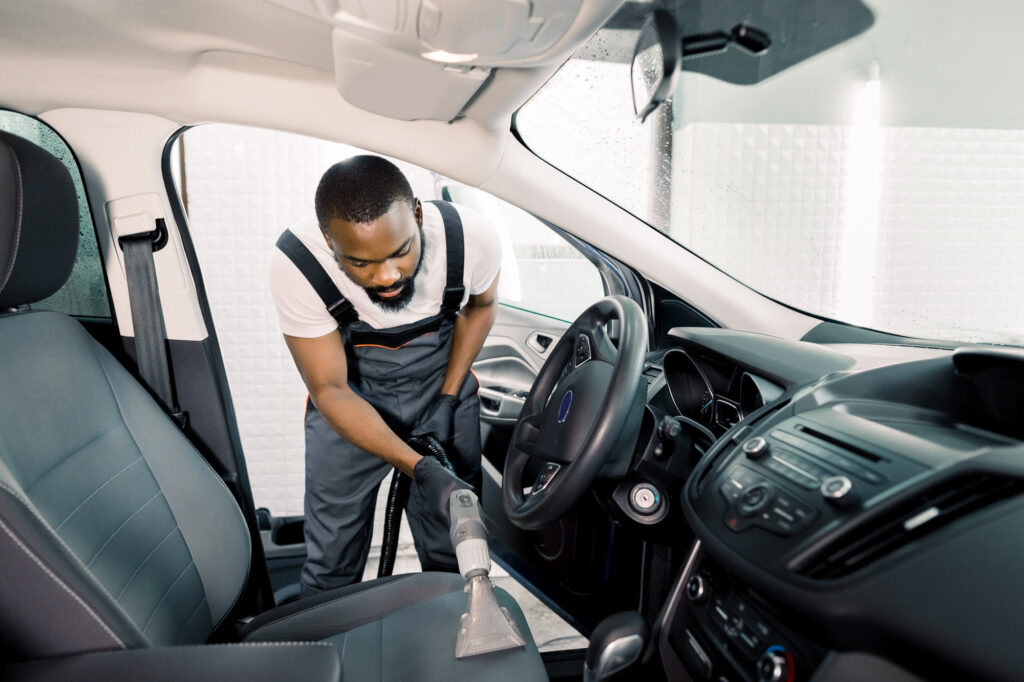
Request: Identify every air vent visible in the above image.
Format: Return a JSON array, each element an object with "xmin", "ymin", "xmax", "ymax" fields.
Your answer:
[
  {"xmin": 796, "ymin": 475, "xmax": 1024, "ymax": 580},
  {"xmin": 642, "ymin": 365, "xmax": 663, "ymax": 385}
]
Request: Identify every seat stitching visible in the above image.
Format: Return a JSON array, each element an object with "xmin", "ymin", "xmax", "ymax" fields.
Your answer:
[
  {"xmin": 115, "ymin": 525, "xmax": 179, "ymax": 600},
  {"xmin": 173, "ymin": 596, "xmax": 209, "ymax": 644},
  {"xmin": 86, "ymin": 489, "xmax": 164, "ymax": 568},
  {"xmin": 243, "ymin": 574, "xmax": 418, "ymax": 639},
  {"xmin": 0, "ymin": 480, "xmax": 136, "ymax": 628},
  {"xmin": 0, "ymin": 515, "xmax": 125, "ymax": 648},
  {"xmin": 141, "ymin": 559, "xmax": 196, "ymax": 633},
  {"xmin": 53, "ymin": 454, "xmax": 145, "ymax": 532},
  {"xmin": 85, "ymin": 338, "xmax": 252, "ymax": 632},
  {"xmin": 25, "ymin": 426, "xmax": 124, "ymax": 494}
]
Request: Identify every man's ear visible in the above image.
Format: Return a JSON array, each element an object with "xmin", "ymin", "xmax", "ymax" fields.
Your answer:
[{"xmin": 413, "ymin": 198, "xmax": 423, "ymax": 228}]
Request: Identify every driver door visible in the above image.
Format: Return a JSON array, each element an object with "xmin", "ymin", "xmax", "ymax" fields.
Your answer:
[{"xmin": 445, "ymin": 185, "xmax": 647, "ymax": 634}]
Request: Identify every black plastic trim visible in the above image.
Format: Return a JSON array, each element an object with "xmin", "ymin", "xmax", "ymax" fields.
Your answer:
[{"xmin": 160, "ymin": 128, "xmax": 275, "ymax": 618}]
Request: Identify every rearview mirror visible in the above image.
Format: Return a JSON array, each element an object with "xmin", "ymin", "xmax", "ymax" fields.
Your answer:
[{"xmin": 631, "ymin": 10, "xmax": 681, "ymax": 122}]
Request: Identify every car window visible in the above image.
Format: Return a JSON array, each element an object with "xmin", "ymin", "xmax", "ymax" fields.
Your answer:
[
  {"xmin": 443, "ymin": 183, "xmax": 605, "ymax": 323},
  {"xmin": 0, "ymin": 111, "xmax": 110, "ymax": 318}
]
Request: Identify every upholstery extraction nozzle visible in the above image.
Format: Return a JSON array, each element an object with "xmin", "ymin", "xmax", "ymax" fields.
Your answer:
[{"xmin": 449, "ymin": 489, "xmax": 527, "ymax": 658}]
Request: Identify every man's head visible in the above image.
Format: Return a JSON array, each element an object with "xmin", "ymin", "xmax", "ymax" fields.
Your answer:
[{"xmin": 315, "ymin": 155, "xmax": 424, "ymax": 311}]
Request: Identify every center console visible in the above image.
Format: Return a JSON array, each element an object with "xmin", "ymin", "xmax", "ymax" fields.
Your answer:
[{"xmin": 661, "ymin": 542, "xmax": 824, "ymax": 682}]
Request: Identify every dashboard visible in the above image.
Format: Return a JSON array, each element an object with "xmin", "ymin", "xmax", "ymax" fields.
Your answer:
[{"xmin": 613, "ymin": 328, "xmax": 1024, "ymax": 682}]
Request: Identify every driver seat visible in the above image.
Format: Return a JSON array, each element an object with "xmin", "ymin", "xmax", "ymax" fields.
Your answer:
[{"xmin": 0, "ymin": 131, "xmax": 545, "ymax": 681}]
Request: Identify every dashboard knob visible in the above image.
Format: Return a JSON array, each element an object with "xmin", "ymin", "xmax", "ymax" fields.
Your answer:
[
  {"xmin": 742, "ymin": 436, "xmax": 770, "ymax": 459},
  {"xmin": 756, "ymin": 648, "xmax": 791, "ymax": 682},
  {"xmin": 685, "ymin": 574, "xmax": 708, "ymax": 604},
  {"xmin": 820, "ymin": 475, "xmax": 859, "ymax": 507}
]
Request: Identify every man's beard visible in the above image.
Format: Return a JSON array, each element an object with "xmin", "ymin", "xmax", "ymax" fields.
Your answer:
[{"xmin": 337, "ymin": 227, "xmax": 425, "ymax": 312}]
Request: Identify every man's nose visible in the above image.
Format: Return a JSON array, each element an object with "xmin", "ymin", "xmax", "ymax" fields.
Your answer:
[{"xmin": 372, "ymin": 261, "xmax": 401, "ymax": 288}]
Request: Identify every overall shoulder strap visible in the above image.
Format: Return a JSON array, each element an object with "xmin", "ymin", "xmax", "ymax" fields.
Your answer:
[
  {"xmin": 426, "ymin": 200, "xmax": 465, "ymax": 316},
  {"xmin": 275, "ymin": 229, "xmax": 359, "ymax": 329}
]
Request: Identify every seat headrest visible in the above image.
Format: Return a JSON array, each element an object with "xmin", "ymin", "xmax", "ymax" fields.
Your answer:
[{"xmin": 0, "ymin": 130, "xmax": 79, "ymax": 309}]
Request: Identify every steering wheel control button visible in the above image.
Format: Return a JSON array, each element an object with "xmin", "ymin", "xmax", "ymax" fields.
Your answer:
[
  {"xmin": 530, "ymin": 463, "xmax": 561, "ymax": 495},
  {"xmin": 574, "ymin": 333, "xmax": 591, "ymax": 366},
  {"xmin": 738, "ymin": 483, "xmax": 774, "ymax": 516},
  {"xmin": 629, "ymin": 484, "xmax": 661, "ymax": 514},
  {"xmin": 685, "ymin": 574, "xmax": 709, "ymax": 604},
  {"xmin": 742, "ymin": 436, "xmax": 770, "ymax": 459},
  {"xmin": 821, "ymin": 475, "xmax": 858, "ymax": 507}
]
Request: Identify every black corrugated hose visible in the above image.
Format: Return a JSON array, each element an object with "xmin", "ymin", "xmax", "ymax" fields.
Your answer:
[{"xmin": 377, "ymin": 434, "xmax": 452, "ymax": 578}]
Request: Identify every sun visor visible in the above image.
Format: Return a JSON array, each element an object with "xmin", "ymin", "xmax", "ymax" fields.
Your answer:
[{"xmin": 319, "ymin": 0, "xmax": 582, "ymax": 121}]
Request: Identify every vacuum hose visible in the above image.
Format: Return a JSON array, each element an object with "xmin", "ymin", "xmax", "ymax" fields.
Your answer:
[{"xmin": 377, "ymin": 434, "xmax": 451, "ymax": 578}]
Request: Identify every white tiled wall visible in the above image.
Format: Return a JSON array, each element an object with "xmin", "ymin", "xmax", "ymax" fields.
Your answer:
[{"xmin": 670, "ymin": 123, "xmax": 1024, "ymax": 344}]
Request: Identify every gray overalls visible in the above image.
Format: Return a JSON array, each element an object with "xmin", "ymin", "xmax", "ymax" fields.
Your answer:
[{"xmin": 276, "ymin": 201, "xmax": 481, "ymax": 594}]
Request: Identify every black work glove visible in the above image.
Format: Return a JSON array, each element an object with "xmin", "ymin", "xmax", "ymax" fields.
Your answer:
[
  {"xmin": 411, "ymin": 394, "xmax": 458, "ymax": 444},
  {"xmin": 410, "ymin": 455, "xmax": 472, "ymax": 540}
]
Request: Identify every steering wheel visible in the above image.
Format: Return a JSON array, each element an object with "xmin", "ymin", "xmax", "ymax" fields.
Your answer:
[{"xmin": 503, "ymin": 295, "xmax": 648, "ymax": 530}]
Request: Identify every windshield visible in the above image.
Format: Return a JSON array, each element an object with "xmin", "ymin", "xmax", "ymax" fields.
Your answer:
[{"xmin": 516, "ymin": 0, "xmax": 1024, "ymax": 346}]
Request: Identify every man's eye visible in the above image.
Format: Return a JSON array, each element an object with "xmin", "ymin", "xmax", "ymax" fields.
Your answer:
[{"xmin": 350, "ymin": 261, "xmax": 369, "ymax": 268}]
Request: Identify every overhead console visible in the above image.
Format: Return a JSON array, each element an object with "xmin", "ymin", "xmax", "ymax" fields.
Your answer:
[
  {"xmin": 266, "ymin": 0, "xmax": 610, "ymax": 120},
  {"xmin": 661, "ymin": 342, "xmax": 1024, "ymax": 681}
]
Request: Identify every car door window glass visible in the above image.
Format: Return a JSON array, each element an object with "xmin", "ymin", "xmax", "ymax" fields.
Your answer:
[
  {"xmin": 444, "ymin": 184, "xmax": 605, "ymax": 323},
  {"xmin": 0, "ymin": 111, "xmax": 110, "ymax": 318}
]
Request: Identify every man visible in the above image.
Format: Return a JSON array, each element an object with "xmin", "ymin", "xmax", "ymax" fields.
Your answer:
[{"xmin": 269, "ymin": 155, "xmax": 500, "ymax": 595}]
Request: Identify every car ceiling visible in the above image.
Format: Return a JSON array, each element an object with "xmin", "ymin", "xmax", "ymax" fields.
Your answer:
[{"xmin": 0, "ymin": 0, "xmax": 624, "ymax": 185}]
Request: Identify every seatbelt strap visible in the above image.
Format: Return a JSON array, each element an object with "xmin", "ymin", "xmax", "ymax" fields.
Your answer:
[
  {"xmin": 119, "ymin": 219, "xmax": 187, "ymax": 428},
  {"xmin": 426, "ymin": 201, "xmax": 466, "ymax": 317},
  {"xmin": 275, "ymin": 230, "xmax": 360, "ymax": 331}
]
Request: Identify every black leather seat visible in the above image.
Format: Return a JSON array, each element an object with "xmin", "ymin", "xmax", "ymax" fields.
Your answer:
[{"xmin": 0, "ymin": 131, "xmax": 546, "ymax": 681}]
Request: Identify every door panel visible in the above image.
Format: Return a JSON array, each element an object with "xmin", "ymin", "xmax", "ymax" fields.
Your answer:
[{"xmin": 475, "ymin": 305, "xmax": 569, "ymax": 467}]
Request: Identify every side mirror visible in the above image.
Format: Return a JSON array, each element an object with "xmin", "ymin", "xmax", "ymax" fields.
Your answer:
[{"xmin": 631, "ymin": 10, "xmax": 681, "ymax": 123}]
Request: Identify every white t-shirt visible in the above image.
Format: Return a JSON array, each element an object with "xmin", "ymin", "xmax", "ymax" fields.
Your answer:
[{"xmin": 269, "ymin": 202, "xmax": 501, "ymax": 338}]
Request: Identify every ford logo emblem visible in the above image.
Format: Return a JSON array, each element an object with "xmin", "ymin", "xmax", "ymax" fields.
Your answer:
[{"xmin": 557, "ymin": 390, "xmax": 573, "ymax": 424}]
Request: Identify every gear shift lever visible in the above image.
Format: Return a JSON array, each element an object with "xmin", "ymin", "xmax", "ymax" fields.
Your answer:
[{"xmin": 583, "ymin": 611, "xmax": 649, "ymax": 682}]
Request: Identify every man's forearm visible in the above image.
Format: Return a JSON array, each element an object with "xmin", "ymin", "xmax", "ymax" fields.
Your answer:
[
  {"xmin": 441, "ymin": 301, "xmax": 497, "ymax": 396},
  {"xmin": 311, "ymin": 386, "xmax": 421, "ymax": 476}
]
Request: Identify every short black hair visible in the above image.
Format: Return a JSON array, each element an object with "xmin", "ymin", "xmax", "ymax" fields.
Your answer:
[{"xmin": 315, "ymin": 155, "xmax": 415, "ymax": 229}]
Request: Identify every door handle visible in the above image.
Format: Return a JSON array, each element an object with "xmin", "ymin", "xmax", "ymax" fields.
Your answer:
[
  {"xmin": 478, "ymin": 386, "xmax": 527, "ymax": 422},
  {"xmin": 526, "ymin": 332, "xmax": 555, "ymax": 355}
]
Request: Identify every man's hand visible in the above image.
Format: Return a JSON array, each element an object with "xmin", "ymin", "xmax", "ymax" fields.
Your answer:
[
  {"xmin": 411, "ymin": 394, "xmax": 459, "ymax": 443},
  {"xmin": 411, "ymin": 455, "xmax": 471, "ymax": 533}
]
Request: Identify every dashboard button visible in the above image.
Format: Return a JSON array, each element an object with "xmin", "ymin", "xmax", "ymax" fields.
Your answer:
[
  {"xmin": 686, "ymin": 574, "xmax": 709, "ymax": 604},
  {"xmin": 739, "ymin": 484, "xmax": 774, "ymax": 515},
  {"xmin": 720, "ymin": 480, "xmax": 744, "ymax": 503}
]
